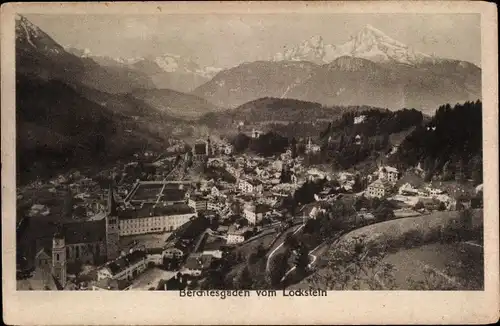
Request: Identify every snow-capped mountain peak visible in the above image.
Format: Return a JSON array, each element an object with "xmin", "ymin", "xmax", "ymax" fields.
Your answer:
[
  {"xmin": 273, "ymin": 35, "xmax": 329, "ymax": 64},
  {"xmin": 196, "ymin": 66, "xmax": 223, "ymax": 79},
  {"xmin": 114, "ymin": 56, "xmax": 144, "ymax": 65},
  {"xmin": 274, "ymin": 25, "xmax": 432, "ymax": 66}
]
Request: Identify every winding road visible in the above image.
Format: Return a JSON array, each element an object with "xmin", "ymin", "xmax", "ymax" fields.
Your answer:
[{"xmin": 265, "ymin": 223, "xmax": 305, "ymax": 272}]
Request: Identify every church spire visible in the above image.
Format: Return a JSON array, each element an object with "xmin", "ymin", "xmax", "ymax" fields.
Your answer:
[{"xmin": 108, "ymin": 183, "xmax": 117, "ymax": 216}]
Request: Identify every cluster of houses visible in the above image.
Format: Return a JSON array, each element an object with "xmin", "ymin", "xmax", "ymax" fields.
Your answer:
[
  {"xmin": 20, "ymin": 127, "xmax": 482, "ymax": 292},
  {"xmin": 362, "ymin": 164, "xmax": 467, "ymax": 211}
]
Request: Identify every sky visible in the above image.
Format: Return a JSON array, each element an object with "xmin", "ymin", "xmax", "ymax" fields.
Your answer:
[{"xmin": 26, "ymin": 13, "xmax": 481, "ymax": 68}]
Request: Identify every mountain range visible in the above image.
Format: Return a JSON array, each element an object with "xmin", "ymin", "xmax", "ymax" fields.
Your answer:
[
  {"xmin": 193, "ymin": 25, "xmax": 481, "ymax": 113},
  {"xmin": 272, "ymin": 25, "xmax": 433, "ymax": 65},
  {"xmin": 15, "ymin": 15, "xmax": 215, "ymax": 182},
  {"xmin": 67, "ymin": 47, "xmax": 222, "ymax": 93},
  {"xmin": 15, "ymin": 15, "xmax": 482, "ymax": 181}
]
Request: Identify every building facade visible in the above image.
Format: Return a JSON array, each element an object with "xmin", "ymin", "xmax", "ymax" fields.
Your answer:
[
  {"xmin": 378, "ymin": 166, "xmax": 399, "ymax": 183},
  {"xmin": 227, "ymin": 233, "xmax": 245, "ymax": 244},
  {"xmin": 238, "ymin": 179, "xmax": 263, "ymax": 194},
  {"xmin": 243, "ymin": 203, "xmax": 269, "ymax": 225},
  {"xmin": 97, "ymin": 250, "xmax": 148, "ymax": 282},
  {"xmin": 366, "ymin": 179, "xmax": 391, "ymax": 198},
  {"xmin": 188, "ymin": 197, "xmax": 208, "ymax": 213},
  {"xmin": 119, "ymin": 209, "xmax": 196, "ymax": 236}
]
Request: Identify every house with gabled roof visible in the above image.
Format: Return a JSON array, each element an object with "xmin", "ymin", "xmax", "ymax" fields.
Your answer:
[
  {"xmin": 97, "ymin": 250, "xmax": 148, "ymax": 282},
  {"xmin": 366, "ymin": 179, "xmax": 393, "ymax": 198},
  {"xmin": 378, "ymin": 165, "xmax": 399, "ymax": 183}
]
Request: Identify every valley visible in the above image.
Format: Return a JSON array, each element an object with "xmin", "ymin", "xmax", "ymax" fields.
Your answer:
[{"xmin": 14, "ymin": 14, "xmax": 484, "ymax": 293}]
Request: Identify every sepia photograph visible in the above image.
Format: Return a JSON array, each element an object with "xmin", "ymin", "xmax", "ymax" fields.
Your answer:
[
  {"xmin": 13, "ymin": 9, "xmax": 486, "ymax": 292},
  {"xmin": 2, "ymin": 1, "xmax": 498, "ymax": 325}
]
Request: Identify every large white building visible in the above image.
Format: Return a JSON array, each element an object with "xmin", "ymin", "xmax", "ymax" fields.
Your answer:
[
  {"xmin": 119, "ymin": 204, "xmax": 196, "ymax": 236},
  {"xmin": 378, "ymin": 166, "xmax": 399, "ymax": 183},
  {"xmin": 188, "ymin": 196, "xmax": 209, "ymax": 213},
  {"xmin": 238, "ymin": 179, "xmax": 263, "ymax": 194},
  {"xmin": 366, "ymin": 179, "xmax": 392, "ymax": 198},
  {"xmin": 243, "ymin": 203, "xmax": 270, "ymax": 225},
  {"xmin": 227, "ymin": 232, "xmax": 245, "ymax": 245}
]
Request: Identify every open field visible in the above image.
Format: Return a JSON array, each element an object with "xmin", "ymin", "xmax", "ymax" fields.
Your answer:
[
  {"xmin": 340, "ymin": 209, "xmax": 483, "ymax": 246},
  {"xmin": 120, "ymin": 232, "xmax": 172, "ymax": 250},
  {"xmin": 288, "ymin": 210, "xmax": 483, "ymax": 291},
  {"xmin": 288, "ymin": 240, "xmax": 483, "ymax": 291},
  {"xmin": 383, "ymin": 241, "xmax": 484, "ymax": 289},
  {"xmin": 130, "ymin": 183, "xmax": 164, "ymax": 201}
]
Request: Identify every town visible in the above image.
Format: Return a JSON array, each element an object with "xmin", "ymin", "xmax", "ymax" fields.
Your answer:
[{"xmin": 16, "ymin": 119, "xmax": 484, "ymax": 291}]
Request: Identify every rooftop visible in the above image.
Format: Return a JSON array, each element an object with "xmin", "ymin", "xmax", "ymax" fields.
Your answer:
[
  {"xmin": 159, "ymin": 188, "xmax": 186, "ymax": 202},
  {"xmin": 93, "ymin": 277, "xmax": 129, "ymax": 290},
  {"xmin": 368, "ymin": 179, "xmax": 393, "ymax": 189},
  {"xmin": 105, "ymin": 250, "xmax": 147, "ymax": 275},
  {"xmin": 380, "ymin": 166, "xmax": 399, "ymax": 173},
  {"xmin": 184, "ymin": 254, "xmax": 213, "ymax": 271},
  {"xmin": 120, "ymin": 204, "xmax": 195, "ymax": 220},
  {"xmin": 245, "ymin": 203, "xmax": 271, "ymax": 214},
  {"xmin": 194, "ymin": 143, "xmax": 207, "ymax": 155},
  {"xmin": 63, "ymin": 220, "xmax": 106, "ymax": 245}
]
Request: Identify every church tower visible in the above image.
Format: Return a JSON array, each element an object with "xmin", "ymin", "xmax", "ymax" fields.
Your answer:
[
  {"xmin": 105, "ymin": 183, "xmax": 120, "ymax": 261},
  {"xmin": 51, "ymin": 230, "xmax": 67, "ymax": 289}
]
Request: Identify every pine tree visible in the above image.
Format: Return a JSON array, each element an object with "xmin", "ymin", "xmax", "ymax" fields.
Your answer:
[
  {"xmin": 470, "ymin": 156, "xmax": 483, "ymax": 185},
  {"xmin": 442, "ymin": 161, "xmax": 452, "ymax": 181},
  {"xmin": 455, "ymin": 159, "xmax": 466, "ymax": 182},
  {"xmin": 353, "ymin": 174, "xmax": 364, "ymax": 192},
  {"xmin": 295, "ymin": 244, "xmax": 310, "ymax": 275},
  {"xmin": 267, "ymin": 252, "xmax": 289, "ymax": 286},
  {"xmin": 291, "ymin": 137, "xmax": 298, "ymax": 159}
]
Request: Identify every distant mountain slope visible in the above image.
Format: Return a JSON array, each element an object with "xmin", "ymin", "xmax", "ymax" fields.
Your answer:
[
  {"xmin": 15, "ymin": 15, "xmax": 196, "ymax": 183},
  {"xmin": 129, "ymin": 55, "xmax": 220, "ymax": 92},
  {"xmin": 198, "ymin": 97, "xmax": 333, "ymax": 129},
  {"xmin": 192, "ymin": 61, "xmax": 318, "ymax": 108},
  {"xmin": 129, "ymin": 88, "xmax": 220, "ymax": 120},
  {"xmin": 193, "ymin": 55, "xmax": 481, "ymax": 114},
  {"xmin": 16, "ymin": 75, "xmax": 162, "ymax": 183},
  {"xmin": 16, "ymin": 15, "xmax": 155, "ymax": 93},
  {"xmin": 67, "ymin": 47, "xmax": 222, "ymax": 93},
  {"xmin": 197, "ymin": 97, "xmax": 385, "ymax": 140},
  {"xmin": 193, "ymin": 24, "xmax": 481, "ymax": 113},
  {"xmin": 288, "ymin": 56, "xmax": 481, "ymax": 112}
]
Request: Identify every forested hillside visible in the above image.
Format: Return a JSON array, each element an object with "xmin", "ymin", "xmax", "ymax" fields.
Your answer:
[
  {"xmin": 317, "ymin": 108, "xmax": 424, "ymax": 169},
  {"xmin": 16, "ymin": 76, "xmax": 166, "ymax": 183},
  {"xmin": 394, "ymin": 100, "xmax": 482, "ymax": 183},
  {"xmin": 231, "ymin": 132, "xmax": 290, "ymax": 157}
]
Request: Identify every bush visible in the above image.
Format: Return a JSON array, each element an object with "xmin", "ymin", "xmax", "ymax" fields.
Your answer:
[
  {"xmin": 267, "ymin": 252, "xmax": 289, "ymax": 287},
  {"xmin": 284, "ymin": 233, "xmax": 299, "ymax": 249},
  {"xmin": 303, "ymin": 219, "xmax": 319, "ymax": 234},
  {"xmin": 414, "ymin": 201, "xmax": 425, "ymax": 210},
  {"xmin": 401, "ymin": 229, "xmax": 425, "ymax": 249}
]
